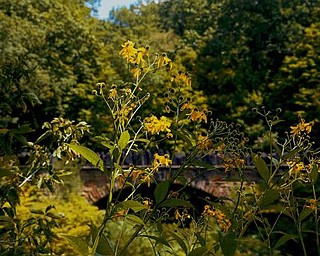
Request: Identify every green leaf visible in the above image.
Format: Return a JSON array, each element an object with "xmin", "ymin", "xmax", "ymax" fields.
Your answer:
[
  {"xmin": 115, "ymin": 200, "xmax": 146, "ymax": 213},
  {"xmin": 118, "ymin": 130, "xmax": 130, "ymax": 150},
  {"xmin": 175, "ymin": 130, "xmax": 194, "ymax": 147},
  {"xmin": 219, "ymin": 232, "xmax": 237, "ymax": 256},
  {"xmin": 168, "ymin": 231, "xmax": 188, "ymax": 254},
  {"xmin": 154, "ymin": 180, "xmax": 169, "ymax": 205},
  {"xmin": 274, "ymin": 234, "xmax": 298, "ymax": 249},
  {"xmin": 88, "ymin": 222, "xmax": 114, "ymax": 255},
  {"xmin": 298, "ymin": 207, "xmax": 313, "ymax": 222},
  {"xmin": 260, "ymin": 190, "xmax": 279, "ymax": 208},
  {"xmin": 252, "ymin": 154, "xmax": 270, "ymax": 182},
  {"xmin": 188, "ymin": 246, "xmax": 208, "ymax": 256},
  {"xmin": 310, "ymin": 164, "xmax": 319, "ymax": 185},
  {"xmin": 195, "ymin": 232, "xmax": 206, "ymax": 246},
  {"xmin": 126, "ymin": 214, "xmax": 144, "ymax": 225},
  {"xmin": 158, "ymin": 198, "xmax": 194, "ymax": 208},
  {"xmin": 62, "ymin": 235, "xmax": 89, "ymax": 256},
  {"xmin": 140, "ymin": 235, "xmax": 172, "ymax": 248},
  {"xmin": 68, "ymin": 144, "xmax": 104, "ymax": 171}
]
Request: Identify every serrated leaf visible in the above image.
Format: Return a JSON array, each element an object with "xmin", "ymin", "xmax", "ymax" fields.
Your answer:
[
  {"xmin": 274, "ymin": 234, "xmax": 298, "ymax": 249},
  {"xmin": 158, "ymin": 198, "xmax": 194, "ymax": 208},
  {"xmin": 118, "ymin": 130, "xmax": 130, "ymax": 150},
  {"xmin": 68, "ymin": 144, "xmax": 104, "ymax": 171},
  {"xmin": 188, "ymin": 246, "xmax": 208, "ymax": 256},
  {"xmin": 252, "ymin": 154, "xmax": 270, "ymax": 182},
  {"xmin": 154, "ymin": 181, "xmax": 169, "ymax": 205},
  {"xmin": 61, "ymin": 235, "xmax": 89, "ymax": 256},
  {"xmin": 115, "ymin": 200, "xmax": 146, "ymax": 213}
]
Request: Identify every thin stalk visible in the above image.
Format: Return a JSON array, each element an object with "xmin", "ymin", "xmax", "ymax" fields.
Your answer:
[{"xmin": 312, "ymin": 185, "xmax": 320, "ymax": 256}]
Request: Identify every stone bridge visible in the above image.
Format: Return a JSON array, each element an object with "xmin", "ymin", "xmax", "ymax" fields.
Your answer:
[{"xmin": 80, "ymin": 151, "xmax": 264, "ymax": 205}]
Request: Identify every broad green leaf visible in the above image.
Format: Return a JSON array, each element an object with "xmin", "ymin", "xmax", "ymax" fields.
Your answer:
[
  {"xmin": 115, "ymin": 200, "xmax": 146, "ymax": 213},
  {"xmin": 298, "ymin": 207, "xmax": 313, "ymax": 222},
  {"xmin": 219, "ymin": 232, "xmax": 237, "ymax": 256},
  {"xmin": 140, "ymin": 235, "xmax": 172, "ymax": 248},
  {"xmin": 88, "ymin": 222, "xmax": 114, "ymax": 255},
  {"xmin": 274, "ymin": 234, "xmax": 298, "ymax": 249},
  {"xmin": 188, "ymin": 246, "xmax": 208, "ymax": 256},
  {"xmin": 126, "ymin": 214, "xmax": 144, "ymax": 225},
  {"xmin": 252, "ymin": 154, "xmax": 270, "ymax": 182},
  {"xmin": 168, "ymin": 231, "xmax": 188, "ymax": 254},
  {"xmin": 271, "ymin": 141, "xmax": 282, "ymax": 156},
  {"xmin": 260, "ymin": 190, "xmax": 279, "ymax": 208},
  {"xmin": 154, "ymin": 180, "xmax": 169, "ymax": 205},
  {"xmin": 62, "ymin": 235, "xmax": 89, "ymax": 256},
  {"xmin": 68, "ymin": 144, "xmax": 104, "ymax": 171},
  {"xmin": 175, "ymin": 130, "xmax": 194, "ymax": 148},
  {"xmin": 310, "ymin": 164, "xmax": 319, "ymax": 185},
  {"xmin": 158, "ymin": 198, "xmax": 194, "ymax": 208},
  {"xmin": 118, "ymin": 130, "xmax": 130, "ymax": 150},
  {"xmin": 195, "ymin": 232, "xmax": 206, "ymax": 246}
]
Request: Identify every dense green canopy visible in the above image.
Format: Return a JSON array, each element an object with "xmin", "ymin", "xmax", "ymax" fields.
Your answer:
[{"xmin": 1, "ymin": 0, "xmax": 319, "ymax": 152}]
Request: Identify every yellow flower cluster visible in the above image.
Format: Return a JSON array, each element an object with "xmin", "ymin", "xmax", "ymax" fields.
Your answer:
[
  {"xmin": 203, "ymin": 205, "xmax": 231, "ymax": 232},
  {"xmin": 223, "ymin": 156, "xmax": 245, "ymax": 172},
  {"xmin": 305, "ymin": 199, "xmax": 317, "ymax": 212},
  {"xmin": 144, "ymin": 115, "xmax": 172, "ymax": 135},
  {"xmin": 119, "ymin": 40, "xmax": 172, "ymax": 70},
  {"xmin": 153, "ymin": 153, "xmax": 172, "ymax": 169},
  {"xmin": 181, "ymin": 103, "xmax": 207, "ymax": 123},
  {"xmin": 171, "ymin": 71, "xmax": 191, "ymax": 87},
  {"xmin": 197, "ymin": 134, "xmax": 213, "ymax": 151},
  {"xmin": 157, "ymin": 53, "xmax": 172, "ymax": 69},
  {"xmin": 290, "ymin": 118, "xmax": 314, "ymax": 137},
  {"xmin": 287, "ymin": 160, "xmax": 305, "ymax": 174},
  {"xmin": 174, "ymin": 209, "xmax": 190, "ymax": 221}
]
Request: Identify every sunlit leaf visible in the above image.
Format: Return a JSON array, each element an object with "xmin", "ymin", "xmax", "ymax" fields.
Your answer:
[{"xmin": 68, "ymin": 144, "xmax": 104, "ymax": 171}]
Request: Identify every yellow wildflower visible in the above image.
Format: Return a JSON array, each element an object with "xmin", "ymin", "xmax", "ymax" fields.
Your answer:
[
  {"xmin": 290, "ymin": 118, "xmax": 314, "ymax": 137},
  {"xmin": 135, "ymin": 46, "xmax": 148, "ymax": 65},
  {"xmin": 189, "ymin": 109, "xmax": 207, "ymax": 123},
  {"xmin": 119, "ymin": 40, "xmax": 137, "ymax": 63},
  {"xmin": 144, "ymin": 115, "xmax": 172, "ymax": 135},
  {"xmin": 305, "ymin": 199, "xmax": 317, "ymax": 211},
  {"xmin": 223, "ymin": 156, "xmax": 245, "ymax": 172},
  {"xmin": 131, "ymin": 67, "xmax": 142, "ymax": 79},
  {"xmin": 203, "ymin": 205, "xmax": 231, "ymax": 232},
  {"xmin": 197, "ymin": 134, "xmax": 213, "ymax": 151},
  {"xmin": 287, "ymin": 160, "xmax": 305, "ymax": 174},
  {"xmin": 157, "ymin": 53, "xmax": 172, "ymax": 69},
  {"xmin": 109, "ymin": 85, "xmax": 117, "ymax": 100},
  {"xmin": 171, "ymin": 71, "xmax": 192, "ymax": 87},
  {"xmin": 153, "ymin": 153, "xmax": 172, "ymax": 168}
]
